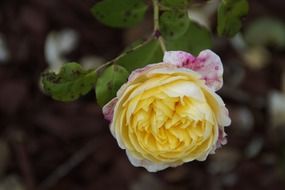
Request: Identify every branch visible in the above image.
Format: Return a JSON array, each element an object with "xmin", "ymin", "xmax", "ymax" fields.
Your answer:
[
  {"xmin": 94, "ymin": 37, "xmax": 153, "ymax": 74},
  {"xmin": 94, "ymin": 0, "xmax": 167, "ymax": 74},
  {"xmin": 152, "ymin": 0, "xmax": 167, "ymax": 52},
  {"xmin": 39, "ymin": 138, "xmax": 103, "ymax": 190}
]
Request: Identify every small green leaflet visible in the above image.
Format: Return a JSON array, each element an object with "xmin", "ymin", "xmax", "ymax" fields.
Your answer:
[
  {"xmin": 117, "ymin": 39, "xmax": 163, "ymax": 72},
  {"xmin": 92, "ymin": 0, "xmax": 148, "ymax": 28},
  {"xmin": 41, "ymin": 62, "xmax": 97, "ymax": 102},
  {"xmin": 96, "ymin": 65, "xmax": 129, "ymax": 107},
  {"xmin": 160, "ymin": 11, "xmax": 190, "ymax": 39},
  {"xmin": 160, "ymin": 11, "xmax": 212, "ymax": 55},
  {"xmin": 245, "ymin": 17, "xmax": 285, "ymax": 49},
  {"xmin": 166, "ymin": 21, "xmax": 212, "ymax": 55},
  {"xmin": 217, "ymin": 0, "xmax": 249, "ymax": 37}
]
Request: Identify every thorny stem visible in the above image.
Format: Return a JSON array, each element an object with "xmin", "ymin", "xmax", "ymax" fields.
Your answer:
[{"xmin": 152, "ymin": 0, "xmax": 167, "ymax": 52}]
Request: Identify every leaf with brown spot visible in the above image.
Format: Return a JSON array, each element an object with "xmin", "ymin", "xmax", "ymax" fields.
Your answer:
[
  {"xmin": 91, "ymin": 0, "xmax": 148, "ymax": 28},
  {"xmin": 41, "ymin": 62, "xmax": 97, "ymax": 102}
]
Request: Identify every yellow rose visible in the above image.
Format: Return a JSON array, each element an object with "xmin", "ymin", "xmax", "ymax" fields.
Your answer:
[{"xmin": 103, "ymin": 50, "xmax": 231, "ymax": 172}]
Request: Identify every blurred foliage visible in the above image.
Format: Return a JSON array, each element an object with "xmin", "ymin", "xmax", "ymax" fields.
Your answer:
[
  {"xmin": 217, "ymin": 0, "xmax": 249, "ymax": 37},
  {"xmin": 160, "ymin": 10, "xmax": 212, "ymax": 55},
  {"xmin": 164, "ymin": 19, "xmax": 212, "ymax": 55},
  {"xmin": 160, "ymin": 0, "xmax": 191, "ymax": 8},
  {"xmin": 244, "ymin": 17, "xmax": 285, "ymax": 49}
]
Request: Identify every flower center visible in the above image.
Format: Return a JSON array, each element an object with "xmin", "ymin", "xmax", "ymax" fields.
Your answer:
[{"xmin": 123, "ymin": 79, "xmax": 217, "ymax": 162}]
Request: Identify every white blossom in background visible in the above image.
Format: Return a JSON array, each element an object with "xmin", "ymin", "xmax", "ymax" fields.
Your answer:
[
  {"xmin": 188, "ymin": 0, "xmax": 220, "ymax": 29},
  {"xmin": 0, "ymin": 34, "xmax": 10, "ymax": 63},
  {"xmin": 80, "ymin": 55, "xmax": 106, "ymax": 70},
  {"xmin": 269, "ymin": 91, "xmax": 285, "ymax": 128},
  {"xmin": 231, "ymin": 34, "xmax": 270, "ymax": 70},
  {"xmin": 44, "ymin": 29, "xmax": 79, "ymax": 72}
]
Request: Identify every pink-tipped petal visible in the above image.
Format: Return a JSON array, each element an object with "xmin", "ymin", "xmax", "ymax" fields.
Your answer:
[
  {"xmin": 163, "ymin": 50, "xmax": 224, "ymax": 91},
  {"xmin": 163, "ymin": 51, "xmax": 196, "ymax": 67},
  {"xmin": 102, "ymin": 98, "xmax": 118, "ymax": 122},
  {"xmin": 195, "ymin": 50, "xmax": 224, "ymax": 91},
  {"xmin": 210, "ymin": 128, "xmax": 227, "ymax": 154},
  {"xmin": 217, "ymin": 128, "xmax": 227, "ymax": 148}
]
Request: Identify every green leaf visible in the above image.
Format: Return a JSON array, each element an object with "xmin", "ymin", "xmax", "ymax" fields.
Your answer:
[
  {"xmin": 217, "ymin": 0, "xmax": 249, "ymax": 37},
  {"xmin": 91, "ymin": 0, "xmax": 148, "ymax": 28},
  {"xmin": 41, "ymin": 62, "xmax": 97, "ymax": 102},
  {"xmin": 244, "ymin": 17, "xmax": 285, "ymax": 49},
  {"xmin": 96, "ymin": 65, "xmax": 129, "ymax": 107},
  {"xmin": 160, "ymin": 11, "xmax": 190, "ymax": 39},
  {"xmin": 161, "ymin": 11, "xmax": 212, "ymax": 55},
  {"xmin": 160, "ymin": 0, "xmax": 190, "ymax": 8},
  {"xmin": 166, "ymin": 21, "xmax": 212, "ymax": 55},
  {"xmin": 117, "ymin": 39, "xmax": 163, "ymax": 72}
]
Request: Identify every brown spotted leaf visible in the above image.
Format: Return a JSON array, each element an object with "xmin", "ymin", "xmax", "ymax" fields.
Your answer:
[
  {"xmin": 91, "ymin": 0, "xmax": 148, "ymax": 28},
  {"xmin": 160, "ymin": 11, "xmax": 190, "ymax": 40},
  {"xmin": 41, "ymin": 62, "xmax": 97, "ymax": 102}
]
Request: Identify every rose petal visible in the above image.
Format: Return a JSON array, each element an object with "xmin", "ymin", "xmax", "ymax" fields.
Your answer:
[
  {"xmin": 196, "ymin": 151, "xmax": 211, "ymax": 161},
  {"xmin": 202, "ymin": 86, "xmax": 231, "ymax": 127},
  {"xmin": 128, "ymin": 64, "xmax": 156, "ymax": 81},
  {"xmin": 102, "ymin": 97, "xmax": 118, "ymax": 122},
  {"xmin": 217, "ymin": 128, "xmax": 227, "ymax": 148},
  {"xmin": 163, "ymin": 51, "xmax": 196, "ymax": 67},
  {"xmin": 163, "ymin": 50, "xmax": 224, "ymax": 91},
  {"xmin": 126, "ymin": 150, "xmax": 181, "ymax": 172},
  {"xmin": 209, "ymin": 127, "xmax": 228, "ymax": 155},
  {"xmin": 128, "ymin": 63, "xmax": 176, "ymax": 82}
]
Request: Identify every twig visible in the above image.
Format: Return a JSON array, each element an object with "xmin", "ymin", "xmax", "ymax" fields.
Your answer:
[
  {"xmin": 39, "ymin": 138, "xmax": 103, "ymax": 190},
  {"xmin": 152, "ymin": 0, "xmax": 167, "ymax": 52},
  {"xmin": 94, "ymin": 0, "xmax": 167, "ymax": 75},
  {"xmin": 11, "ymin": 131, "xmax": 36, "ymax": 190},
  {"xmin": 93, "ymin": 0, "xmax": 166, "ymax": 75},
  {"xmin": 94, "ymin": 37, "xmax": 153, "ymax": 74}
]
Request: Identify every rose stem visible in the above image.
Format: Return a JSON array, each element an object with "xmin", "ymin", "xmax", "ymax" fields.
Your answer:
[{"xmin": 152, "ymin": 0, "xmax": 167, "ymax": 53}]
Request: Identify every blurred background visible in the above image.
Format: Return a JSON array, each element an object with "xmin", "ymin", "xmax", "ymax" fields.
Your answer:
[{"xmin": 0, "ymin": 0, "xmax": 285, "ymax": 189}]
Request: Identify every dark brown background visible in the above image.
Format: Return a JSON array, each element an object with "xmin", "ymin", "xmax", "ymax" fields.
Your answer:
[{"xmin": 0, "ymin": 0, "xmax": 285, "ymax": 190}]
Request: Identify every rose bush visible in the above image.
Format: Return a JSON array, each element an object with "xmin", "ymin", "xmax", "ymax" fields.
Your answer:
[{"xmin": 103, "ymin": 50, "xmax": 231, "ymax": 172}]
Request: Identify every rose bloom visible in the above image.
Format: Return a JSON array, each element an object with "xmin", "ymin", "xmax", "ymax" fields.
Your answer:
[{"xmin": 103, "ymin": 50, "xmax": 231, "ymax": 172}]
